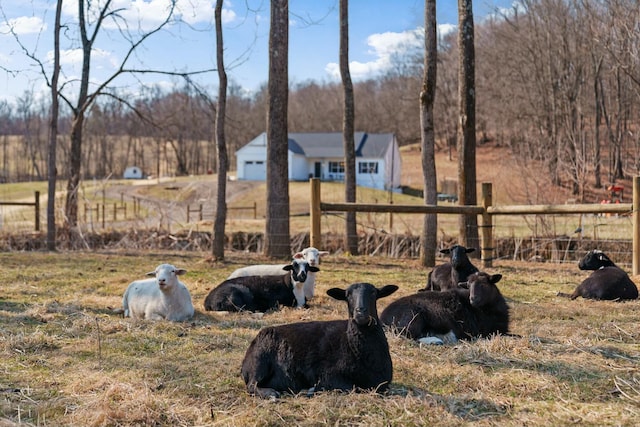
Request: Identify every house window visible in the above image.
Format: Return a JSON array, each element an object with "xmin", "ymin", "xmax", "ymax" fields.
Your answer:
[
  {"xmin": 328, "ymin": 161, "xmax": 345, "ymax": 174},
  {"xmin": 358, "ymin": 161, "xmax": 378, "ymax": 174}
]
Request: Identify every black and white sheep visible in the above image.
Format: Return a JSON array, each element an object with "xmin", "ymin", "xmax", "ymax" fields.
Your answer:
[
  {"xmin": 241, "ymin": 282, "xmax": 399, "ymax": 398},
  {"xmin": 227, "ymin": 247, "xmax": 329, "ymax": 302},
  {"xmin": 566, "ymin": 250, "xmax": 638, "ymax": 300},
  {"xmin": 122, "ymin": 263, "xmax": 195, "ymax": 321},
  {"xmin": 424, "ymin": 244, "xmax": 479, "ymax": 291},
  {"xmin": 204, "ymin": 258, "xmax": 319, "ymax": 312},
  {"xmin": 382, "ymin": 272, "xmax": 509, "ymax": 345}
]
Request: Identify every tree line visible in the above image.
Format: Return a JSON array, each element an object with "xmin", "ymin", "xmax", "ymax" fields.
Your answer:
[
  {"xmin": 2, "ymin": 0, "xmax": 639, "ymax": 259},
  {"xmin": 2, "ymin": 1, "xmax": 637, "ymax": 196}
]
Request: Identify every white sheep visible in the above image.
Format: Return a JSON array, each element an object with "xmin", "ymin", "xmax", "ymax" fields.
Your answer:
[
  {"xmin": 122, "ymin": 264, "xmax": 195, "ymax": 321},
  {"xmin": 227, "ymin": 247, "xmax": 329, "ymax": 301}
]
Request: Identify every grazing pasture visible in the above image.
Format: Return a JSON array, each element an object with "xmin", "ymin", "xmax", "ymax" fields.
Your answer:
[{"xmin": 0, "ymin": 250, "xmax": 639, "ymax": 426}]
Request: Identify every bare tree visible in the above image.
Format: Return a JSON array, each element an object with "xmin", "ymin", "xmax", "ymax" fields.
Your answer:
[
  {"xmin": 420, "ymin": 0, "xmax": 438, "ymax": 267},
  {"xmin": 340, "ymin": 0, "xmax": 358, "ymax": 255},
  {"xmin": 457, "ymin": 0, "xmax": 479, "ymax": 251},
  {"xmin": 47, "ymin": 0, "xmax": 63, "ymax": 251},
  {"xmin": 264, "ymin": 0, "xmax": 291, "ymax": 259},
  {"xmin": 212, "ymin": 0, "xmax": 228, "ymax": 260},
  {"xmin": 59, "ymin": 0, "xmax": 179, "ymax": 230}
]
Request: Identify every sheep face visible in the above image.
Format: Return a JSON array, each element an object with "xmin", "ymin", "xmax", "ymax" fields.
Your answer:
[
  {"xmin": 294, "ymin": 247, "xmax": 329, "ymax": 268},
  {"xmin": 578, "ymin": 250, "xmax": 615, "ymax": 270},
  {"xmin": 283, "ymin": 259, "xmax": 319, "ymax": 284},
  {"xmin": 463, "ymin": 272, "xmax": 502, "ymax": 308},
  {"xmin": 443, "ymin": 245, "xmax": 475, "ymax": 269},
  {"xmin": 327, "ymin": 283, "xmax": 398, "ymax": 326},
  {"xmin": 146, "ymin": 264, "xmax": 187, "ymax": 289}
]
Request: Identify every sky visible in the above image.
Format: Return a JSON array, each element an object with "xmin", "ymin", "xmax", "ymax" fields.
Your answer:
[{"xmin": 0, "ymin": 0, "xmax": 519, "ymax": 107}]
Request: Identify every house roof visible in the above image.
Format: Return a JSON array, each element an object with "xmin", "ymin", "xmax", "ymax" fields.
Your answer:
[{"xmin": 285, "ymin": 132, "xmax": 395, "ymax": 158}]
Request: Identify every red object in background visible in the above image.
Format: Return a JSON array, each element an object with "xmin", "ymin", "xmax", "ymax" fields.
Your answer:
[{"xmin": 607, "ymin": 184, "xmax": 624, "ymax": 202}]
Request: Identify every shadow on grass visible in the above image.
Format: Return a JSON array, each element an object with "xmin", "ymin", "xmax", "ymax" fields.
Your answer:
[{"xmin": 389, "ymin": 384, "xmax": 509, "ymax": 420}]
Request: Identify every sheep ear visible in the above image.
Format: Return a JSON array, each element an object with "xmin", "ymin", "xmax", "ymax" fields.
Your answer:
[
  {"xmin": 309, "ymin": 266, "xmax": 320, "ymax": 272},
  {"xmin": 293, "ymin": 252, "xmax": 304, "ymax": 259},
  {"xmin": 175, "ymin": 268, "xmax": 187, "ymax": 276},
  {"xmin": 489, "ymin": 274, "xmax": 503, "ymax": 284},
  {"xmin": 440, "ymin": 248, "xmax": 451, "ymax": 254},
  {"xmin": 326, "ymin": 287, "xmax": 346, "ymax": 301},
  {"xmin": 466, "ymin": 248, "xmax": 475, "ymax": 253},
  {"xmin": 377, "ymin": 285, "xmax": 399, "ymax": 299},
  {"xmin": 457, "ymin": 281, "xmax": 469, "ymax": 289},
  {"xmin": 283, "ymin": 265, "xmax": 294, "ymax": 271},
  {"xmin": 146, "ymin": 271, "xmax": 156, "ymax": 277},
  {"xmin": 319, "ymin": 251, "xmax": 330, "ymax": 256}
]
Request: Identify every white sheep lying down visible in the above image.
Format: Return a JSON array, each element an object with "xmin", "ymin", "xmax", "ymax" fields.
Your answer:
[
  {"xmin": 227, "ymin": 247, "xmax": 329, "ymax": 301},
  {"xmin": 122, "ymin": 263, "xmax": 195, "ymax": 321}
]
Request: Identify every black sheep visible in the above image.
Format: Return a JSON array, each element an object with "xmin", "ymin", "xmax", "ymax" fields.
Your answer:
[
  {"xmin": 241, "ymin": 282, "xmax": 398, "ymax": 398},
  {"xmin": 382, "ymin": 272, "xmax": 509, "ymax": 345},
  {"xmin": 424, "ymin": 244, "xmax": 479, "ymax": 291},
  {"xmin": 204, "ymin": 259, "xmax": 319, "ymax": 312},
  {"xmin": 569, "ymin": 250, "xmax": 638, "ymax": 300}
]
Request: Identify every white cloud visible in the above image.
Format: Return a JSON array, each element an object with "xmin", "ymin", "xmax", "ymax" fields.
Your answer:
[
  {"xmin": 0, "ymin": 16, "xmax": 46, "ymax": 35},
  {"xmin": 177, "ymin": 0, "xmax": 237, "ymax": 25},
  {"xmin": 325, "ymin": 28, "xmax": 422, "ymax": 80},
  {"xmin": 438, "ymin": 23, "xmax": 456, "ymax": 37},
  {"xmin": 46, "ymin": 48, "xmax": 117, "ymax": 70}
]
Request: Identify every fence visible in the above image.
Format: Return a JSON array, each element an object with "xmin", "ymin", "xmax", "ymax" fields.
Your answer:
[
  {"xmin": 309, "ymin": 178, "xmax": 640, "ymax": 275},
  {"xmin": 0, "ymin": 191, "xmax": 40, "ymax": 231}
]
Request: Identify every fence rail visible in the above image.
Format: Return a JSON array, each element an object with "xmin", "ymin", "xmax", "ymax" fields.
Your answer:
[
  {"xmin": 0, "ymin": 191, "xmax": 40, "ymax": 231},
  {"xmin": 309, "ymin": 178, "xmax": 640, "ymax": 275}
]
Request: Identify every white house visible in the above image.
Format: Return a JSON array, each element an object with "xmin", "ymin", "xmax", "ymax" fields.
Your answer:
[{"xmin": 235, "ymin": 132, "xmax": 402, "ymax": 191}]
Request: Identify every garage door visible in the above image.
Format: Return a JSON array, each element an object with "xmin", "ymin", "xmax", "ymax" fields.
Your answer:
[{"xmin": 244, "ymin": 161, "xmax": 266, "ymax": 180}]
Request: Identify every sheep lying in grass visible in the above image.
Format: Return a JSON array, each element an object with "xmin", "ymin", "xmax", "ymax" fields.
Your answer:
[
  {"xmin": 424, "ymin": 244, "xmax": 479, "ymax": 291},
  {"xmin": 562, "ymin": 250, "xmax": 639, "ymax": 300},
  {"xmin": 241, "ymin": 282, "xmax": 398, "ymax": 398},
  {"xmin": 122, "ymin": 264, "xmax": 195, "ymax": 321},
  {"xmin": 227, "ymin": 247, "xmax": 328, "ymax": 302},
  {"xmin": 382, "ymin": 272, "xmax": 509, "ymax": 345},
  {"xmin": 204, "ymin": 258, "xmax": 319, "ymax": 312}
]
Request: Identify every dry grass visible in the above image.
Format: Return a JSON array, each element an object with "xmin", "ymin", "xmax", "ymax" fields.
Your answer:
[{"xmin": 1, "ymin": 251, "xmax": 639, "ymax": 426}]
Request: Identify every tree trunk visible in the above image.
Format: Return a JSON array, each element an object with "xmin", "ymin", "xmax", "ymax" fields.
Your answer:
[
  {"xmin": 340, "ymin": 0, "xmax": 358, "ymax": 255},
  {"xmin": 420, "ymin": 0, "xmax": 438, "ymax": 267},
  {"xmin": 264, "ymin": 0, "xmax": 291, "ymax": 259},
  {"xmin": 457, "ymin": 0, "xmax": 480, "ymax": 253},
  {"xmin": 47, "ymin": 0, "xmax": 63, "ymax": 251},
  {"xmin": 64, "ymin": 0, "xmax": 93, "ymax": 229},
  {"xmin": 212, "ymin": 0, "xmax": 228, "ymax": 260},
  {"xmin": 594, "ymin": 60, "xmax": 602, "ymax": 189}
]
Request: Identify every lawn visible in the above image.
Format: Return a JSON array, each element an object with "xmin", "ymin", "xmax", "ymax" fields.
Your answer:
[{"xmin": 1, "ymin": 250, "xmax": 638, "ymax": 426}]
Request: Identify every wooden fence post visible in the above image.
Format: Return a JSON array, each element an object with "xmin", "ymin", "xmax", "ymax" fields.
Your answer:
[
  {"xmin": 633, "ymin": 176, "xmax": 640, "ymax": 275},
  {"xmin": 481, "ymin": 182, "xmax": 493, "ymax": 268},
  {"xmin": 34, "ymin": 191, "xmax": 40, "ymax": 232},
  {"xmin": 310, "ymin": 178, "xmax": 321, "ymax": 249}
]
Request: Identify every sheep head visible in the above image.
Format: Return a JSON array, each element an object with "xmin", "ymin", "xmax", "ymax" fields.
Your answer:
[
  {"xmin": 441, "ymin": 245, "xmax": 475, "ymax": 269},
  {"xmin": 283, "ymin": 259, "xmax": 319, "ymax": 283},
  {"xmin": 460, "ymin": 272, "xmax": 502, "ymax": 308},
  {"xmin": 146, "ymin": 264, "xmax": 186, "ymax": 289},
  {"xmin": 293, "ymin": 247, "xmax": 330, "ymax": 268},
  {"xmin": 578, "ymin": 250, "xmax": 615, "ymax": 270},
  {"xmin": 327, "ymin": 283, "xmax": 398, "ymax": 327}
]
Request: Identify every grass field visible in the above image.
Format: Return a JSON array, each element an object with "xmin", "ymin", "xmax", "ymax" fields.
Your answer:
[{"xmin": 1, "ymin": 250, "xmax": 638, "ymax": 426}]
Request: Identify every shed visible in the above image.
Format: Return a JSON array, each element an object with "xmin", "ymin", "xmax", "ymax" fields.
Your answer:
[{"xmin": 123, "ymin": 166, "xmax": 144, "ymax": 179}]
